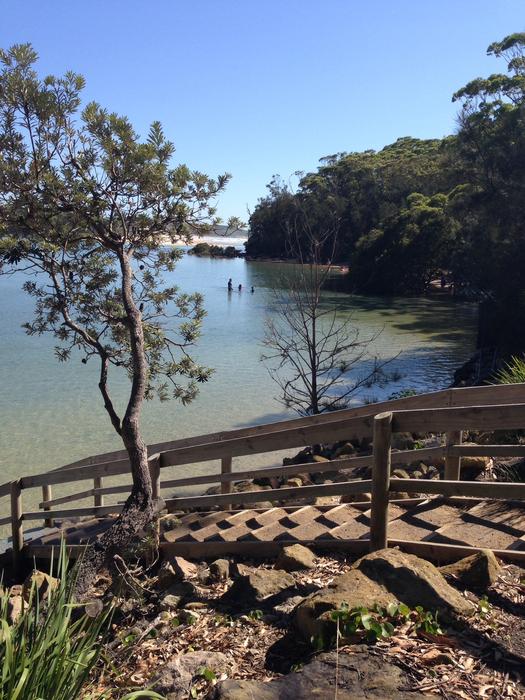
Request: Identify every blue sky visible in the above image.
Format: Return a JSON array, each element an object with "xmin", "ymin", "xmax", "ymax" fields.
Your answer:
[{"xmin": 0, "ymin": 1, "xmax": 523, "ymax": 222}]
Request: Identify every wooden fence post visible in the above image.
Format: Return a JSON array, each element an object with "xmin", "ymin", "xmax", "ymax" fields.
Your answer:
[
  {"xmin": 444, "ymin": 430, "xmax": 462, "ymax": 481},
  {"xmin": 10, "ymin": 479, "xmax": 24, "ymax": 578},
  {"xmin": 94, "ymin": 476, "xmax": 104, "ymax": 508},
  {"xmin": 370, "ymin": 412, "xmax": 392, "ymax": 552},
  {"xmin": 149, "ymin": 455, "xmax": 161, "ymax": 501},
  {"xmin": 42, "ymin": 484, "xmax": 53, "ymax": 527},
  {"xmin": 221, "ymin": 456, "xmax": 233, "ymax": 510}
]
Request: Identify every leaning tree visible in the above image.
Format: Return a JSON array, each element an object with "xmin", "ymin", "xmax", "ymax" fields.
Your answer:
[{"xmin": 0, "ymin": 44, "xmax": 233, "ymax": 591}]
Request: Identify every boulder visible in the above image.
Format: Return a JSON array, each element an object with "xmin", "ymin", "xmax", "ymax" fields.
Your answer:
[
  {"xmin": 390, "ymin": 492, "xmax": 410, "ymax": 500},
  {"xmin": 213, "ymin": 647, "xmax": 427, "ymax": 699},
  {"xmin": 22, "ymin": 571, "xmax": 59, "ymax": 603},
  {"xmin": 157, "ymin": 561, "xmax": 178, "ymax": 589},
  {"xmin": 293, "ymin": 448, "xmax": 313, "ymax": 464},
  {"xmin": 242, "ymin": 500, "xmax": 274, "ymax": 510},
  {"xmin": 439, "ymin": 550, "xmax": 500, "ymax": 592},
  {"xmin": 460, "ymin": 447, "xmax": 491, "ymax": 477},
  {"xmin": 354, "ymin": 548, "xmax": 475, "ymax": 619},
  {"xmin": 332, "ymin": 442, "xmax": 357, "ymax": 459},
  {"xmin": 231, "ymin": 562, "xmax": 252, "ymax": 578},
  {"xmin": 276, "ymin": 544, "xmax": 315, "ymax": 572},
  {"xmin": 293, "ymin": 569, "xmax": 397, "ymax": 641},
  {"xmin": 253, "ymin": 475, "xmax": 273, "ymax": 487},
  {"xmin": 294, "ymin": 548, "xmax": 476, "ymax": 643},
  {"xmin": 7, "ymin": 595, "xmax": 23, "ymax": 624},
  {"xmin": 312, "ymin": 470, "xmax": 340, "ymax": 483},
  {"xmin": 392, "ymin": 432, "xmax": 415, "ymax": 451},
  {"xmin": 341, "ymin": 492, "xmax": 371, "ymax": 504},
  {"xmin": 209, "ymin": 558, "xmax": 230, "ymax": 582},
  {"xmin": 153, "ymin": 650, "xmax": 236, "ymax": 697},
  {"xmin": 160, "ymin": 581, "xmax": 197, "ymax": 610},
  {"xmin": 235, "ymin": 481, "xmax": 266, "ymax": 493},
  {"xmin": 391, "ymin": 468, "xmax": 410, "ymax": 479},
  {"xmin": 225, "ymin": 568, "xmax": 295, "ymax": 605},
  {"xmin": 160, "ymin": 515, "xmax": 182, "ymax": 531},
  {"xmin": 160, "ymin": 593, "xmax": 184, "ymax": 611},
  {"xmin": 170, "ymin": 556, "xmax": 198, "ymax": 581},
  {"xmin": 313, "ymin": 496, "xmax": 339, "ymax": 506}
]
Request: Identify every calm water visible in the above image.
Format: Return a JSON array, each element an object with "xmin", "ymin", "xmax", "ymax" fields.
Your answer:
[{"xmin": 0, "ymin": 246, "xmax": 478, "ymax": 507}]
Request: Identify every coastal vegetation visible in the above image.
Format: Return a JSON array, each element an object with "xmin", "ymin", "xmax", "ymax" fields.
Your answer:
[
  {"xmin": 188, "ymin": 242, "xmax": 242, "ymax": 258},
  {"xmin": 0, "ymin": 44, "xmax": 230, "ymax": 592},
  {"xmin": 247, "ymin": 33, "xmax": 525, "ymax": 352}
]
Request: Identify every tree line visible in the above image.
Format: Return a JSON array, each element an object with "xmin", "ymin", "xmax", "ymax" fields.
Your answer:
[{"xmin": 246, "ymin": 33, "xmax": 525, "ymax": 350}]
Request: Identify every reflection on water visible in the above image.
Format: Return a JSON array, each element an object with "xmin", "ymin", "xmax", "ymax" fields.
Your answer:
[{"xmin": 0, "ymin": 253, "xmax": 478, "ymax": 489}]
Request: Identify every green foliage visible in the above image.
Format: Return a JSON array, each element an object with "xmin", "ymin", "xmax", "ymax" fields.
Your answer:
[
  {"xmin": 196, "ymin": 667, "xmax": 216, "ymax": 682},
  {"xmin": 314, "ymin": 602, "xmax": 443, "ymax": 649},
  {"xmin": 388, "ymin": 388, "xmax": 418, "ymax": 400},
  {"xmin": 247, "ymin": 609, "xmax": 264, "ymax": 621},
  {"xmin": 0, "ymin": 43, "xmax": 230, "ymax": 434},
  {"xmin": 494, "ymin": 355, "xmax": 525, "ymax": 384},
  {"xmin": 212, "ymin": 613, "xmax": 235, "ymax": 627},
  {"xmin": 189, "ymin": 242, "xmax": 239, "ymax": 258},
  {"xmin": 247, "ymin": 31, "xmax": 525, "ymax": 344},
  {"xmin": 0, "ymin": 547, "xmax": 112, "ymax": 700},
  {"xmin": 478, "ymin": 596, "xmax": 491, "ymax": 617}
]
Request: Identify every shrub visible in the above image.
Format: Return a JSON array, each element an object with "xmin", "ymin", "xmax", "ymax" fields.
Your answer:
[
  {"xmin": 494, "ymin": 355, "xmax": 525, "ymax": 384},
  {"xmin": 0, "ymin": 546, "xmax": 111, "ymax": 700}
]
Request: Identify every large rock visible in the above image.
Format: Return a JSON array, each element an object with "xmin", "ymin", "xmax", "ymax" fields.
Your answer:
[
  {"xmin": 354, "ymin": 548, "xmax": 475, "ymax": 619},
  {"xmin": 460, "ymin": 444, "xmax": 491, "ymax": 475},
  {"xmin": 392, "ymin": 432, "xmax": 415, "ymax": 451},
  {"xmin": 439, "ymin": 550, "xmax": 500, "ymax": 593},
  {"xmin": 294, "ymin": 548, "xmax": 475, "ymax": 643},
  {"xmin": 159, "ymin": 581, "xmax": 197, "ymax": 610},
  {"xmin": 213, "ymin": 647, "xmax": 428, "ymax": 699},
  {"xmin": 276, "ymin": 544, "xmax": 315, "ymax": 571},
  {"xmin": 209, "ymin": 558, "xmax": 230, "ymax": 582},
  {"xmin": 294, "ymin": 569, "xmax": 397, "ymax": 641},
  {"xmin": 157, "ymin": 561, "xmax": 179, "ymax": 590},
  {"xmin": 22, "ymin": 571, "xmax": 59, "ymax": 603},
  {"xmin": 153, "ymin": 650, "xmax": 236, "ymax": 697},
  {"xmin": 332, "ymin": 442, "xmax": 357, "ymax": 458},
  {"xmin": 224, "ymin": 568, "xmax": 295, "ymax": 605},
  {"xmin": 170, "ymin": 556, "xmax": 198, "ymax": 581}
]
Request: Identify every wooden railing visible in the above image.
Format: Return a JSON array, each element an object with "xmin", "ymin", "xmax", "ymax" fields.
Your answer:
[{"xmin": 1, "ymin": 382, "xmax": 525, "ymax": 575}]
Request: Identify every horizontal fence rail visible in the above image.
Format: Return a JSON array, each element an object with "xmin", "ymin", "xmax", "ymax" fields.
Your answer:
[{"xmin": 1, "ymin": 382, "xmax": 525, "ymax": 575}]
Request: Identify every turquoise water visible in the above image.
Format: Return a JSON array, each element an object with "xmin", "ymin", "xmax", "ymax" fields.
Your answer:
[{"xmin": 0, "ymin": 250, "xmax": 478, "ymax": 496}]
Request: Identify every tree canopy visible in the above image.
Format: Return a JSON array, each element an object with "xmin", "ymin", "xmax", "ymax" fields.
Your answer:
[
  {"xmin": 0, "ymin": 43, "xmax": 232, "ymax": 590},
  {"xmin": 246, "ymin": 33, "xmax": 525, "ymax": 347}
]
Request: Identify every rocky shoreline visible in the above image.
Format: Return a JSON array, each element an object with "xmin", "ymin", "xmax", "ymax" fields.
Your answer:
[{"xmin": 199, "ymin": 432, "xmax": 493, "ymax": 510}]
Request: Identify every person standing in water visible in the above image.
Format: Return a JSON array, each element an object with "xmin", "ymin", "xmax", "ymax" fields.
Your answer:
[
  {"xmin": 251, "ymin": 286, "xmax": 255, "ymax": 293},
  {"xmin": 238, "ymin": 283, "xmax": 242, "ymax": 292},
  {"xmin": 227, "ymin": 278, "xmax": 233, "ymax": 292}
]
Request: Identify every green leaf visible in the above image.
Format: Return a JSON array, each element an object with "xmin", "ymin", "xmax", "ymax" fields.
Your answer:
[
  {"xmin": 386, "ymin": 603, "xmax": 399, "ymax": 617},
  {"xmin": 198, "ymin": 666, "xmax": 217, "ymax": 682},
  {"xmin": 360, "ymin": 613, "xmax": 372, "ymax": 630},
  {"xmin": 397, "ymin": 603, "xmax": 411, "ymax": 617}
]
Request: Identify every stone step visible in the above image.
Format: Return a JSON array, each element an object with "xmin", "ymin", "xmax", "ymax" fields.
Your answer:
[{"xmin": 465, "ymin": 500, "xmax": 525, "ymax": 531}]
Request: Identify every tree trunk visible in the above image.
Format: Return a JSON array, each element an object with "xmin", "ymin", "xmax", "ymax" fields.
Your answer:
[{"xmin": 75, "ymin": 248, "xmax": 156, "ymax": 597}]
